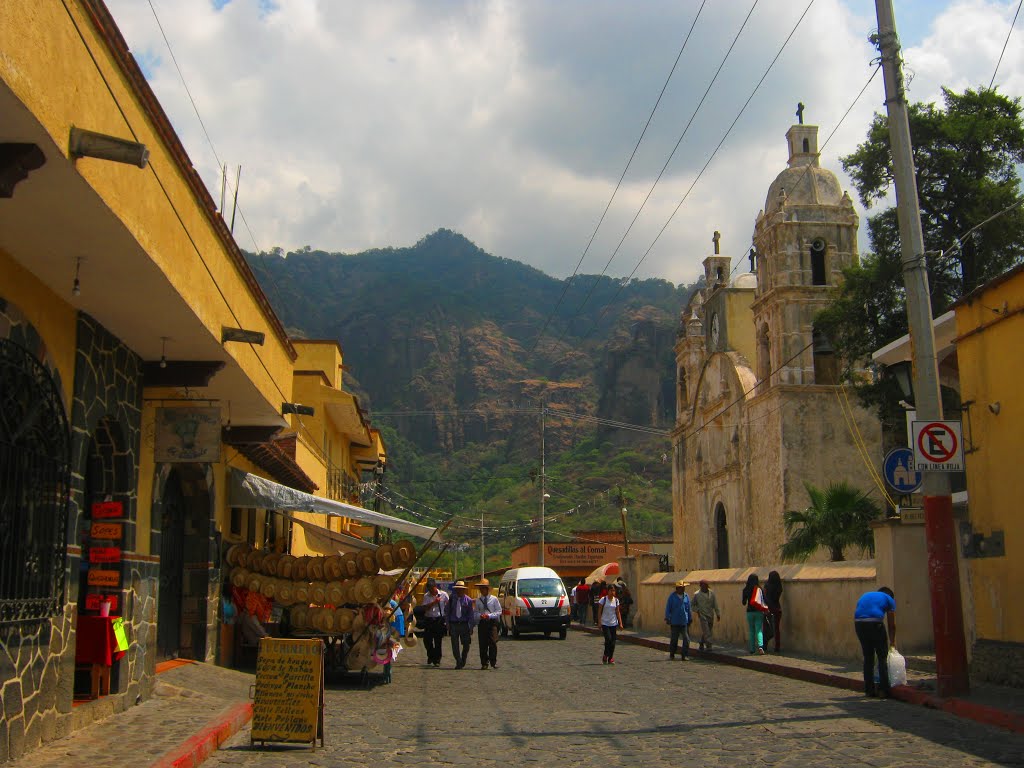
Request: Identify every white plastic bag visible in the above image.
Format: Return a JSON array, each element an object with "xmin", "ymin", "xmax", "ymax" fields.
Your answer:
[{"xmin": 887, "ymin": 647, "xmax": 907, "ymax": 687}]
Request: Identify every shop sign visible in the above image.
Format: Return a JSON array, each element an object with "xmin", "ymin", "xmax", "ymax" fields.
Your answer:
[
  {"xmin": 89, "ymin": 546, "xmax": 122, "ymax": 563},
  {"xmin": 92, "ymin": 501, "xmax": 123, "ymax": 519},
  {"xmin": 87, "ymin": 569, "xmax": 121, "ymax": 588},
  {"xmin": 91, "ymin": 522, "xmax": 123, "ymax": 540},
  {"xmin": 251, "ymin": 638, "xmax": 324, "ymax": 748},
  {"xmin": 154, "ymin": 407, "xmax": 221, "ymax": 462},
  {"xmin": 85, "ymin": 594, "xmax": 120, "ymax": 613}
]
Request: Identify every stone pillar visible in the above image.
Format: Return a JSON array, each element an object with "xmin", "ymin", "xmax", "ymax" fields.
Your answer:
[
  {"xmin": 872, "ymin": 518, "xmax": 933, "ymax": 653},
  {"xmin": 620, "ymin": 554, "xmax": 663, "ymax": 631}
]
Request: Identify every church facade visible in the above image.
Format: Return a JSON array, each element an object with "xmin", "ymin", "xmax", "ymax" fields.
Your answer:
[{"xmin": 671, "ymin": 122, "xmax": 883, "ymax": 570}]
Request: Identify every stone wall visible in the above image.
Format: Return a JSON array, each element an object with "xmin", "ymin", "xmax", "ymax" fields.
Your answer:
[
  {"xmin": 637, "ymin": 562, "xmax": 877, "ymax": 659},
  {"xmin": 972, "ymin": 640, "xmax": 1024, "ymax": 688}
]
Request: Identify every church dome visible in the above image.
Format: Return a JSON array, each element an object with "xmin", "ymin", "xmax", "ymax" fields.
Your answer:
[
  {"xmin": 764, "ymin": 164, "xmax": 844, "ymax": 215},
  {"xmin": 733, "ymin": 272, "xmax": 757, "ymax": 289}
]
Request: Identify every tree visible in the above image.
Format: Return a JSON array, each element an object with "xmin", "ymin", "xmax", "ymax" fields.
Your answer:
[
  {"xmin": 818, "ymin": 88, "xmax": 1024, "ymax": 387},
  {"xmin": 780, "ymin": 481, "xmax": 881, "ymax": 563}
]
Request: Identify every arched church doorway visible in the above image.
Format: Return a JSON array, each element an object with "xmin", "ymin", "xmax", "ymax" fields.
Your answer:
[
  {"xmin": 714, "ymin": 503, "xmax": 729, "ymax": 569},
  {"xmin": 156, "ymin": 465, "xmax": 211, "ymax": 661}
]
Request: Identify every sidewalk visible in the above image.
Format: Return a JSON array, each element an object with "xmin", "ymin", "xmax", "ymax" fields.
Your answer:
[
  {"xmin": 10, "ymin": 661, "xmax": 255, "ymax": 768},
  {"xmin": 571, "ymin": 622, "xmax": 1024, "ymax": 734}
]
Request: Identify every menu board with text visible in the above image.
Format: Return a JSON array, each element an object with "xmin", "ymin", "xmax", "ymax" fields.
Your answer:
[{"xmin": 250, "ymin": 638, "xmax": 324, "ymax": 748}]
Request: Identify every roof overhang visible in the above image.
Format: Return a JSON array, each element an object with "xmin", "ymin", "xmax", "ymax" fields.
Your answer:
[{"xmin": 871, "ymin": 311, "xmax": 958, "ymax": 366}]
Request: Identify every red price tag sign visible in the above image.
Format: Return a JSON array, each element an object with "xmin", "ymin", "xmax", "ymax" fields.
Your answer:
[
  {"xmin": 91, "ymin": 522, "xmax": 123, "ymax": 540},
  {"xmin": 91, "ymin": 501, "xmax": 124, "ymax": 519},
  {"xmin": 89, "ymin": 547, "xmax": 122, "ymax": 564},
  {"xmin": 87, "ymin": 569, "xmax": 121, "ymax": 588},
  {"xmin": 85, "ymin": 594, "xmax": 119, "ymax": 612}
]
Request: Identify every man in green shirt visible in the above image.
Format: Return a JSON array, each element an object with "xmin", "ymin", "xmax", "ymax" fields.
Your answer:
[{"xmin": 691, "ymin": 580, "xmax": 721, "ymax": 652}]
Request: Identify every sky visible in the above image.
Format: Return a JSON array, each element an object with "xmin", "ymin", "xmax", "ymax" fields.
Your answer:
[{"xmin": 105, "ymin": 0, "xmax": 1024, "ymax": 287}]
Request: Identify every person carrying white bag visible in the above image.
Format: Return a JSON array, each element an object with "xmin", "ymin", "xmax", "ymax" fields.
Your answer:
[{"xmin": 853, "ymin": 586, "xmax": 897, "ymax": 698}]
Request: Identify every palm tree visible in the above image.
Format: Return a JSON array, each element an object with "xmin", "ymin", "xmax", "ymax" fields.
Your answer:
[{"xmin": 780, "ymin": 481, "xmax": 881, "ymax": 562}]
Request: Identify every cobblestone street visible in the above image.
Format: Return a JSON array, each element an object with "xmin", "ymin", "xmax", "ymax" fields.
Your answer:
[{"xmin": 207, "ymin": 632, "xmax": 1023, "ymax": 768}]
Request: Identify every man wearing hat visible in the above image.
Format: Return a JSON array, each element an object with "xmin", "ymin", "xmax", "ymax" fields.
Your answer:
[
  {"xmin": 421, "ymin": 577, "xmax": 449, "ymax": 667},
  {"xmin": 691, "ymin": 579, "xmax": 721, "ymax": 652},
  {"xmin": 445, "ymin": 580, "xmax": 476, "ymax": 669},
  {"xmin": 475, "ymin": 580, "xmax": 501, "ymax": 669},
  {"xmin": 664, "ymin": 580, "xmax": 693, "ymax": 660}
]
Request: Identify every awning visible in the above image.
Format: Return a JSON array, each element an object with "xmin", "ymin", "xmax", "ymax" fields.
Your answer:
[
  {"xmin": 275, "ymin": 511, "xmax": 377, "ymax": 552},
  {"xmin": 230, "ymin": 468, "xmax": 438, "ymax": 540}
]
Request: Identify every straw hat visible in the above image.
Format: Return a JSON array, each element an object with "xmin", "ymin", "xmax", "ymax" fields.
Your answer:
[
  {"xmin": 393, "ymin": 540, "xmax": 416, "ymax": 567},
  {"xmin": 372, "ymin": 575, "xmax": 394, "ymax": 600},
  {"xmin": 260, "ymin": 578, "xmax": 277, "ymax": 600},
  {"xmin": 261, "ymin": 552, "xmax": 282, "ymax": 575},
  {"xmin": 335, "ymin": 607, "xmax": 354, "ymax": 632},
  {"xmin": 354, "ymin": 577, "xmax": 375, "ymax": 604},
  {"xmin": 276, "ymin": 582, "xmax": 295, "ymax": 605},
  {"xmin": 351, "ymin": 612, "xmax": 367, "ymax": 636},
  {"xmin": 371, "ymin": 643, "xmax": 392, "ymax": 666},
  {"xmin": 293, "ymin": 556, "xmax": 311, "ymax": 581},
  {"xmin": 346, "ymin": 638, "xmax": 371, "ymax": 670},
  {"xmin": 311, "ymin": 581, "xmax": 328, "ymax": 605},
  {"xmin": 225, "ymin": 544, "xmax": 247, "ymax": 567},
  {"xmin": 308, "ymin": 557, "xmax": 326, "ymax": 581},
  {"xmin": 327, "ymin": 581, "xmax": 344, "ymax": 606},
  {"xmin": 453, "ymin": 580, "xmax": 467, "ymax": 590},
  {"xmin": 675, "ymin": 579, "xmax": 690, "ymax": 588},
  {"xmin": 356, "ymin": 550, "xmax": 377, "ymax": 576},
  {"xmin": 294, "ymin": 583, "xmax": 311, "ymax": 605},
  {"xmin": 245, "ymin": 549, "xmax": 263, "ymax": 571},
  {"xmin": 404, "ymin": 631, "xmax": 418, "ymax": 647},
  {"xmin": 319, "ymin": 608, "xmax": 337, "ymax": 633},
  {"xmin": 325, "ymin": 555, "xmax": 344, "ymax": 581},
  {"xmin": 375, "ymin": 544, "xmax": 396, "ymax": 571},
  {"xmin": 476, "ymin": 579, "xmax": 491, "ymax": 588},
  {"xmin": 277, "ymin": 554, "xmax": 297, "ymax": 580},
  {"xmin": 340, "ymin": 580, "xmax": 356, "ymax": 605},
  {"xmin": 230, "ymin": 567, "xmax": 249, "ymax": 588},
  {"xmin": 247, "ymin": 575, "xmax": 262, "ymax": 593},
  {"xmin": 291, "ymin": 604, "xmax": 310, "ymax": 629},
  {"xmin": 340, "ymin": 553, "xmax": 359, "ymax": 578}
]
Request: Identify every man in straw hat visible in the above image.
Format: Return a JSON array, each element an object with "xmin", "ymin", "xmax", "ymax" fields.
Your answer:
[
  {"xmin": 692, "ymin": 579, "xmax": 721, "ymax": 652},
  {"xmin": 445, "ymin": 580, "xmax": 475, "ymax": 669},
  {"xmin": 421, "ymin": 577, "xmax": 449, "ymax": 668},
  {"xmin": 664, "ymin": 580, "xmax": 693, "ymax": 660},
  {"xmin": 475, "ymin": 579, "xmax": 501, "ymax": 669}
]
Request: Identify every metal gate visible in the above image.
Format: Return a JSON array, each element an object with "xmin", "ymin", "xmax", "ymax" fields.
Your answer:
[{"xmin": 0, "ymin": 339, "xmax": 70, "ymax": 624}]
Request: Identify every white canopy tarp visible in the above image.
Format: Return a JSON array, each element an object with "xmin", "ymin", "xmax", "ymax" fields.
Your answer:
[
  {"xmin": 230, "ymin": 469, "xmax": 439, "ymax": 541},
  {"xmin": 276, "ymin": 511, "xmax": 377, "ymax": 552}
]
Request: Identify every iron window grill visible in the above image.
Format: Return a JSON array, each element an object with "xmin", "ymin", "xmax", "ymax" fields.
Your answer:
[{"xmin": 0, "ymin": 339, "xmax": 71, "ymax": 624}]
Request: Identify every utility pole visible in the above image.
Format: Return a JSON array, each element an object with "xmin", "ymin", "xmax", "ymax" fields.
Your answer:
[
  {"xmin": 480, "ymin": 510, "xmax": 485, "ymax": 579},
  {"xmin": 540, "ymin": 401, "xmax": 547, "ymax": 567},
  {"xmin": 874, "ymin": 0, "xmax": 969, "ymax": 696}
]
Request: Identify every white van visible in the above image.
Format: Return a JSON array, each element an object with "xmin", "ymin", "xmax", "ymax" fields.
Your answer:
[{"xmin": 498, "ymin": 566, "xmax": 571, "ymax": 639}]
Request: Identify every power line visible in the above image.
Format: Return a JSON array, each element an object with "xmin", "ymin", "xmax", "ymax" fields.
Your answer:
[
  {"xmin": 544, "ymin": 0, "xmax": 764, "ymax": 355},
  {"xmin": 990, "ymin": 0, "xmax": 1023, "ymax": 90},
  {"xmin": 528, "ymin": 0, "xmax": 709, "ymax": 354}
]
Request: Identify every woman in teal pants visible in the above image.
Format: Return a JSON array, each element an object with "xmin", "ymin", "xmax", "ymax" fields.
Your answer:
[{"xmin": 741, "ymin": 574, "xmax": 767, "ymax": 655}]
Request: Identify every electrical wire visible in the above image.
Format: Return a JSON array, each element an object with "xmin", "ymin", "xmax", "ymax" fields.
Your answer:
[
  {"xmin": 528, "ymin": 0, "xmax": 709, "ymax": 354},
  {"xmin": 989, "ymin": 0, "xmax": 1023, "ymax": 90}
]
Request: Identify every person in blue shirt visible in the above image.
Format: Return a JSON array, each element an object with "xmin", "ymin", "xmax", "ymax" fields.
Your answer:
[
  {"xmin": 854, "ymin": 587, "xmax": 897, "ymax": 697},
  {"xmin": 664, "ymin": 580, "xmax": 693, "ymax": 660}
]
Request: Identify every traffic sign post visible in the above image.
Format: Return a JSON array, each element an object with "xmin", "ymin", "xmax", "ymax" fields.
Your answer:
[{"xmin": 912, "ymin": 420, "xmax": 964, "ymax": 472}]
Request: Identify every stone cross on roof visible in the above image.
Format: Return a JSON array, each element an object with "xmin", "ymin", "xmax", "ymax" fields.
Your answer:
[
  {"xmin": 712, "ymin": 230, "xmax": 721, "ymax": 255},
  {"xmin": 796, "ymin": 102, "xmax": 805, "ymax": 125}
]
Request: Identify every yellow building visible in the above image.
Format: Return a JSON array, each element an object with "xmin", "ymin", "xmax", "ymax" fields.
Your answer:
[{"xmin": 952, "ymin": 263, "xmax": 1024, "ymax": 686}]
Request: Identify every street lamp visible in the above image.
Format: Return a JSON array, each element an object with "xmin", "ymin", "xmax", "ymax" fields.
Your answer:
[
  {"xmin": 620, "ymin": 507, "xmax": 630, "ymax": 557},
  {"xmin": 541, "ymin": 493, "xmax": 550, "ymax": 566}
]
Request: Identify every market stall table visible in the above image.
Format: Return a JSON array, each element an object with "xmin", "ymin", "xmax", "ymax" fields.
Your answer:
[{"xmin": 75, "ymin": 615, "xmax": 126, "ymax": 698}]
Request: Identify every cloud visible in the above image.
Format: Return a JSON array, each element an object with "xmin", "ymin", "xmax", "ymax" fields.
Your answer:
[{"xmin": 105, "ymin": 0, "xmax": 1018, "ymax": 285}]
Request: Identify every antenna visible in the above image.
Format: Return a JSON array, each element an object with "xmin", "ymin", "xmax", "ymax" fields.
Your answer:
[
  {"xmin": 230, "ymin": 165, "xmax": 242, "ymax": 235},
  {"xmin": 219, "ymin": 163, "xmax": 227, "ymax": 216}
]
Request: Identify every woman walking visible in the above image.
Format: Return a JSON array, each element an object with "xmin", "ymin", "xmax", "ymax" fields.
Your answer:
[
  {"xmin": 741, "ymin": 574, "xmax": 768, "ymax": 655},
  {"xmin": 764, "ymin": 571, "xmax": 783, "ymax": 653},
  {"xmin": 597, "ymin": 584, "xmax": 623, "ymax": 664}
]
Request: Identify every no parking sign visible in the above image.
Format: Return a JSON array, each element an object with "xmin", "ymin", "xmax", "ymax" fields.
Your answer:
[{"xmin": 911, "ymin": 420, "xmax": 964, "ymax": 471}]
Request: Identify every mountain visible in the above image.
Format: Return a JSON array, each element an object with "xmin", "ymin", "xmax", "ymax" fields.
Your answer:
[{"xmin": 247, "ymin": 229, "xmax": 699, "ymax": 570}]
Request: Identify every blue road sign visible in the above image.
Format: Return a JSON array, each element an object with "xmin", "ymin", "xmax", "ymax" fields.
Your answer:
[{"xmin": 883, "ymin": 447, "xmax": 922, "ymax": 494}]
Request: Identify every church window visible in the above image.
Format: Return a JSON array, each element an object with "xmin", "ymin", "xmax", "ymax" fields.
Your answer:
[
  {"xmin": 812, "ymin": 327, "xmax": 838, "ymax": 385},
  {"xmin": 714, "ymin": 504, "xmax": 729, "ymax": 568},
  {"xmin": 810, "ymin": 239, "xmax": 827, "ymax": 285},
  {"xmin": 757, "ymin": 324, "xmax": 771, "ymax": 391},
  {"xmin": 802, "ymin": 137, "xmax": 810, "ymax": 153}
]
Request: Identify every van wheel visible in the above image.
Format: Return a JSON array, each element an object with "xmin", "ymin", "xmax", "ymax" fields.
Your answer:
[
  {"xmin": 559, "ymin": 628, "xmax": 567, "ymax": 640},
  {"xmin": 511, "ymin": 619, "xmax": 520, "ymax": 638}
]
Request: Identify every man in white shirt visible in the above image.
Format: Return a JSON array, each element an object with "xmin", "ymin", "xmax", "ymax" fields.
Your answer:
[
  {"xmin": 421, "ymin": 577, "xmax": 449, "ymax": 667},
  {"xmin": 476, "ymin": 579, "xmax": 502, "ymax": 669}
]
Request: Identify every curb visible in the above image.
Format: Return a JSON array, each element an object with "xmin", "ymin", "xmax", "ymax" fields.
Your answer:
[
  {"xmin": 571, "ymin": 625, "xmax": 1023, "ymax": 734},
  {"xmin": 149, "ymin": 701, "xmax": 253, "ymax": 768}
]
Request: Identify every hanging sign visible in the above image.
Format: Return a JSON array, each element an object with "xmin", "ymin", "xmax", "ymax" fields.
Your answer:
[
  {"xmin": 250, "ymin": 638, "xmax": 325, "ymax": 748},
  {"xmin": 88, "ymin": 546, "xmax": 122, "ymax": 564},
  {"xmin": 91, "ymin": 522, "xmax": 123, "ymax": 540},
  {"xmin": 85, "ymin": 594, "xmax": 119, "ymax": 613},
  {"xmin": 154, "ymin": 407, "xmax": 222, "ymax": 463},
  {"xmin": 912, "ymin": 420, "xmax": 964, "ymax": 472},
  {"xmin": 91, "ymin": 501, "xmax": 123, "ymax": 519},
  {"xmin": 87, "ymin": 569, "xmax": 121, "ymax": 588}
]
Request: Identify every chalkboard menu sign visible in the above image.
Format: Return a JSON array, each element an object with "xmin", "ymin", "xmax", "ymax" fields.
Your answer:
[{"xmin": 250, "ymin": 638, "xmax": 324, "ymax": 748}]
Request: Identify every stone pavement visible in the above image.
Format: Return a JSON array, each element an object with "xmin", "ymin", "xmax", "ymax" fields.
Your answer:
[
  {"xmin": 201, "ymin": 630, "xmax": 1022, "ymax": 768},
  {"xmin": 8, "ymin": 662, "xmax": 254, "ymax": 768}
]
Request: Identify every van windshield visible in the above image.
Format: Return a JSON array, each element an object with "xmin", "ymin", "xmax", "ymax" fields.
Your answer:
[{"xmin": 517, "ymin": 578, "xmax": 565, "ymax": 598}]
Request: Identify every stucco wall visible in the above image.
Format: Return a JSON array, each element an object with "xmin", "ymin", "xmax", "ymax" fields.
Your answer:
[{"xmin": 639, "ymin": 562, "xmax": 877, "ymax": 659}]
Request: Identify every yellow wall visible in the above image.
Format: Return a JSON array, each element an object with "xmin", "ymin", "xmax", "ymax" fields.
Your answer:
[
  {"xmin": 294, "ymin": 341, "xmax": 343, "ymax": 390},
  {"xmin": 0, "ymin": 0, "xmax": 294, "ymax": 413},
  {"xmin": 725, "ymin": 288, "xmax": 756, "ymax": 364},
  {"xmin": 0, "ymin": 249, "xmax": 78, "ymax": 408},
  {"xmin": 955, "ymin": 270, "xmax": 1024, "ymax": 644}
]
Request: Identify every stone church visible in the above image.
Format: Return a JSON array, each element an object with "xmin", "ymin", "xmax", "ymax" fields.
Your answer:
[{"xmin": 671, "ymin": 121, "xmax": 882, "ymax": 570}]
